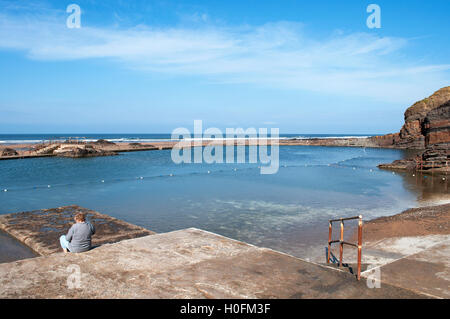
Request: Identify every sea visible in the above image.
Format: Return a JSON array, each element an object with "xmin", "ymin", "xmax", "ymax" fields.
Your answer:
[
  {"xmin": 0, "ymin": 134, "xmax": 448, "ymax": 261},
  {"xmin": 0, "ymin": 133, "xmax": 372, "ymax": 144}
]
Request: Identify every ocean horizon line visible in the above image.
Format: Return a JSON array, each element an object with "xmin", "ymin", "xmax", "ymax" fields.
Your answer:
[{"xmin": 0, "ymin": 133, "xmax": 378, "ymax": 145}]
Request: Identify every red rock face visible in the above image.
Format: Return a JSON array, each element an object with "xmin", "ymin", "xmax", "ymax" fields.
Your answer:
[
  {"xmin": 424, "ymin": 101, "xmax": 450, "ymax": 147},
  {"xmin": 400, "ymin": 120, "xmax": 421, "ymax": 137},
  {"xmin": 397, "ymin": 120, "xmax": 425, "ymax": 149},
  {"xmin": 416, "ymin": 100, "xmax": 450, "ymax": 169},
  {"xmin": 377, "ymin": 88, "xmax": 450, "ymax": 171},
  {"xmin": 369, "ymin": 133, "xmax": 400, "ymax": 147},
  {"xmin": 374, "ymin": 87, "xmax": 450, "ymax": 150},
  {"xmin": 427, "ymin": 129, "xmax": 450, "ymax": 145}
]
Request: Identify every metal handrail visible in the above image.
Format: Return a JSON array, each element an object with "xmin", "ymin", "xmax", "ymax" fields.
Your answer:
[
  {"xmin": 327, "ymin": 215, "xmax": 363, "ymax": 281},
  {"xmin": 415, "ymin": 159, "xmax": 449, "ymax": 170}
]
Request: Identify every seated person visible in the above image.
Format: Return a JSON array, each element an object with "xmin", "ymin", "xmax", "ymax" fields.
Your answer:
[{"xmin": 60, "ymin": 212, "xmax": 95, "ymax": 253}]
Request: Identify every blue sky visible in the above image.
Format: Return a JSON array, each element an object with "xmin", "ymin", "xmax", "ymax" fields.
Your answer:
[{"xmin": 0, "ymin": 0, "xmax": 449, "ymax": 134}]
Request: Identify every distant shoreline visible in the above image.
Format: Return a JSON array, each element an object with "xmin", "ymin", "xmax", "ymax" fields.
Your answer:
[
  {"xmin": 0, "ymin": 136, "xmax": 406, "ymax": 160},
  {"xmin": 0, "ymin": 135, "xmax": 375, "ymax": 146}
]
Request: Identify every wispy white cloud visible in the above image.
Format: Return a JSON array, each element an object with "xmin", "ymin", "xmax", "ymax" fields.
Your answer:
[{"xmin": 0, "ymin": 6, "xmax": 448, "ymax": 103}]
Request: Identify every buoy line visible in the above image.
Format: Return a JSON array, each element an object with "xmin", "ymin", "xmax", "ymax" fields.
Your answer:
[{"xmin": 2, "ymin": 164, "xmax": 445, "ymax": 193}]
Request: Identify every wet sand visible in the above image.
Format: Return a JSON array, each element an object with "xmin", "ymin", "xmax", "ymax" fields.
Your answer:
[{"xmin": 359, "ymin": 203, "xmax": 450, "ymax": 242}]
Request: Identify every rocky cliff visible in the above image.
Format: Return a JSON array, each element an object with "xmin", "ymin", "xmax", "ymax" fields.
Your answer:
[
  {"xmin": 374, "ymin": 87, "xmax": 450, "ymax": 149},
  {"xmin": 378, "ymin": 87, "xmax": 450, "ymax": 172},
  {"xmin": 420, "ymin": 100, "xmax": 450, "ymax": 168},
  {"xmin": 423, "ymin": 100, "xmax": 450, "ymax": 148}
]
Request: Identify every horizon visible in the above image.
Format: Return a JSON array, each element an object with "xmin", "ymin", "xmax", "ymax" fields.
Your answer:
[
  {"xmin": 1, "ymin": 0, "xmax": 449, "ymax": 134},
  {"xmin": 0, "ymin": 132, "xmax": 380, "ymax": 136}
]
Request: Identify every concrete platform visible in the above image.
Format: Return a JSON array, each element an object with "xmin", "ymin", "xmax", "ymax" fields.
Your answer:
[
  {"xmin": 332, "ymin": 234, "xmax": 450, "ymax": 298},
  {"xmin": 0, "ymin": 228, "xmax": 427, "ymax": 299},
  {"xmin": 0, "ymin": 205, "xmax": 154, "ymax": 256},
  {"xmin": 373, "ymin": 239, "xmax": 450, "ymax": 298}
]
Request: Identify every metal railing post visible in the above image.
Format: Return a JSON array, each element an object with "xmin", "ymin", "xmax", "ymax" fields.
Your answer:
[
  {"xmin": 327, "ymin": 221, "xmax": 332, "ymax": 263},
  {"xmin": 357, "ymin": 215, "xmax": 363, "ymax": 281},
  {"xmin": 339, "ymin": 220, "xmax": 344, "ymax": 267}
]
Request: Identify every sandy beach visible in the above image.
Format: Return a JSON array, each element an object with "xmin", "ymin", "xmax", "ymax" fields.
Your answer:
[{"xmin": 358, "ymin": 203, "xmax": 450, "ymax": 242}]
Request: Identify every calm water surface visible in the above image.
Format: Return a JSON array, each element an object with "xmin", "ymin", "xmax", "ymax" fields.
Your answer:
[{"xmin": 0, "ymin": 146, "xmax": 448, "ymax": 260}]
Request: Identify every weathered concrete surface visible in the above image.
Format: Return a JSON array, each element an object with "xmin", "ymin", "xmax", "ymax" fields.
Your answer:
[
  {"xmin": 0, "ymin": 228, "xmax": 427, "ymax": 299},
  {"xmin": 339, "ymin": 204, "xmax": 450, "ymax": 298},
  {"xmin": 336, "ymin": 234, "xmax": 450, "ymax": 298},
  {"xmin": 374, "ymin": 239, "xmax": 450, "ymax": 298},
  {"xmin": 0, "ymin": 205, "xmax": 154, "ymax": 256}
]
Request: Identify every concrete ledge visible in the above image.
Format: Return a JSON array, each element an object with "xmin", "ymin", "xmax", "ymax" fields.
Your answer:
[
  {"xmin": 0, "ymin": 228, "xmax": 428, "ymax": 299},
  {"xmin": 376, "ymin": 239, "xmax": 450, "ymax": 298},
  {"xmin": 0, "ymin": 205, "xmax": 154, "ymax": 256}
]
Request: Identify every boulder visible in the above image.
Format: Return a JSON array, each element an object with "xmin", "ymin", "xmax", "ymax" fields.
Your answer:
[
  {"xmin": 33, "ymin": 144, "xmax": 60, "ymax": 155},
  {"xmin": 0, "ymin": 148, "xmax": 18, "ymax": 156},
  {"xmin": 54, "ymin": 145, "xmax": 117, "ymax": 158},
  {"xmin": 94, "ymin": 139, "xmax": 115, "ymax": 145}
]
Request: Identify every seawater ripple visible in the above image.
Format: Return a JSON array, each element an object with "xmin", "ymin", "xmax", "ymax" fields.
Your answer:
[{"xmin": 0, "ymin": 163, "xmax": 398, "ymax": 193}]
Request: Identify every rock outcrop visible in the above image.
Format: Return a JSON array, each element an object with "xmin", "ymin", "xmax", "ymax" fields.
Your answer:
[
  {"xmin": 374, "ymin": 87, "xmax": 450, "ymax": 149},
  {"xmin": 33, "ymin": 144, "xmax": 60, "ymax": 155},
  {"xmin": 53, "ymin": 144, "xmax": 117, "ymax": 158},
  {"xmin": 129, "ymin": 142, "xmax": 142, "ymax": 147},
  {"xmin": 420, "ymin": 100, "xmax": 450, "ymax": 169},
  {"xmin": 94, "ymin": 139, "xmax": 116, "ymax": 146},
  {"xmin": 423, "ymin": 100, "xmax": 450, "ymax": 148},
  {"xmin": 0, "ymin": 148, "xmax": 18, "ymax": 157},
  {"xmin": 369, "ymin": 133, "xmax": 401, "ymax": 148},
  {"xmin": 378, "ymin": 87, "xmax": 450, "ymax": 172}
]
